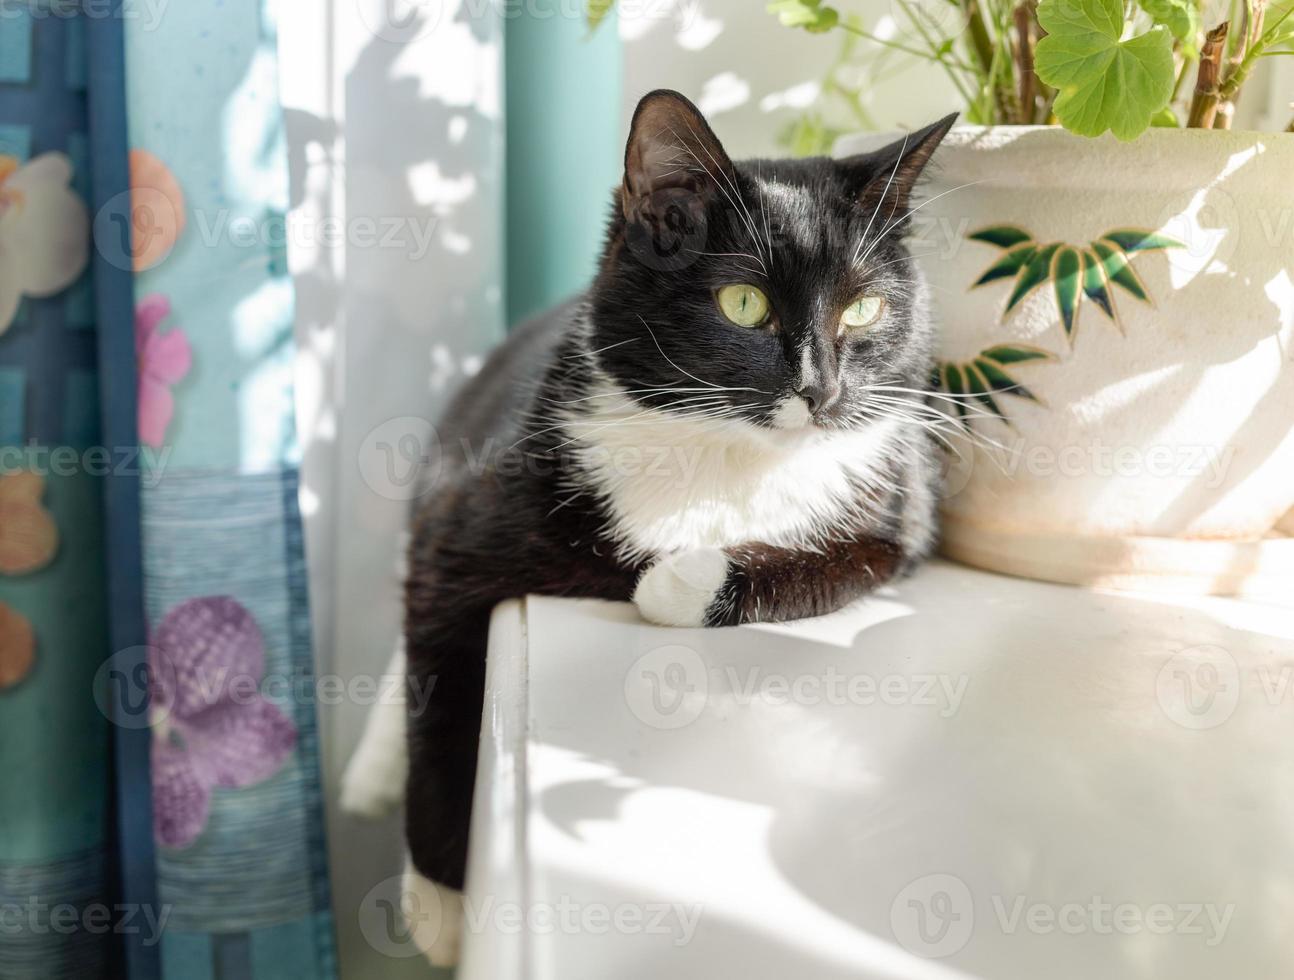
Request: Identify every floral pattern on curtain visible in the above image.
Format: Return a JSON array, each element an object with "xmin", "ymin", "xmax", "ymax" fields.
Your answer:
[{"xmin": 0, "ymin": 2, "xmax": 336, "ymax": 977}]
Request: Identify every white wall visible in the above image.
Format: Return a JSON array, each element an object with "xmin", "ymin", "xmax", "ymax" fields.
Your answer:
[{"xmin": 619, "ymin": 0, "xmax": 960, "ymax": 157}]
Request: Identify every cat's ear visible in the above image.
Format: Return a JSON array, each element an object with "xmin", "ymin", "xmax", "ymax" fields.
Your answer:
[
  {"xmin": 621, "ymin": 89, "xmax": 734, "ymax": 227},
  {"xmin": 839, "ymin": 112, "xmax": 958, "ymax": 218}
]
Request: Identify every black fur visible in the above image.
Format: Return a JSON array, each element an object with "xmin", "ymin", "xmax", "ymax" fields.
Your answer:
[{"xmin": 404, "ymin": 91, "xmax": 957, "ymax": 888}]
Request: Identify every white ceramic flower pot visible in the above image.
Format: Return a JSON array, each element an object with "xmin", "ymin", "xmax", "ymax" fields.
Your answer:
[{"xmin": 836, "ymin": 125, "xmax": 1294, "ymax": 597}]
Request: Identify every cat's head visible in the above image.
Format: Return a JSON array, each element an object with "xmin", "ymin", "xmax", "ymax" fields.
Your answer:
[{"xmin": 589, "ymin": 89, "xmax": 957, "ymax": 435}]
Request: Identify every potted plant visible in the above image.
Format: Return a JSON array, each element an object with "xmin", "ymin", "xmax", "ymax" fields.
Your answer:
[{"xmin": 594, "ymin": 0, "xmax": 1294, "ymax": 597}]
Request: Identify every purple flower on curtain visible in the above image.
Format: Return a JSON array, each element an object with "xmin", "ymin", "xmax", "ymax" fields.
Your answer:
[
  {"xmin": 135, "ymin": 294, "xmax": 191, "ymax": 448},
  {"xmin": 150, "ymin": 596, "xmax": 297, "ymax": 849}
]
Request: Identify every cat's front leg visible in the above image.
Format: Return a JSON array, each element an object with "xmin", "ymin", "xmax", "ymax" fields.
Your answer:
[{"xmin": 633, "ymin": 536, "xmax": 903, "ymax": 628}]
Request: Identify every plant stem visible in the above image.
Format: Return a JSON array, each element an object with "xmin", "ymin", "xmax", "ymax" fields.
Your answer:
[
  {"xmin": 873, "ymin": 7, "xmax": 979, "ymax": 105},
  {"xmin": 964, "ymin": 0, "xmax": 997, "ymax": 73},
  {"xmin": 1170, "ymin": 45, "xmax": 1196, "ymax": 103},
  {"xmin": 835, "ymin": 20, "xmax": 975, "ymax": 70},
  {"xmin": 1215, "ymin": 0, "xmax": 1264, "ymax": 125},
  {"xmin": 1013, "ymin": 2, "xmax": 1036, "ymax": 123},
  {"xmin": 1215, "ymin": 0, "xmax": 1293, "ymax": 108},
  {"xmin": 1187, "ymin": 23, "xmax": 1229, "ymax": 128}
]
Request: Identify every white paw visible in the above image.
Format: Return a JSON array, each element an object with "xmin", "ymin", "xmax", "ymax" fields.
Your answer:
[
  {"xmin": 633, "ymin": 548, "xmax": 730, "ymax": 627},
  {"xmin": 340, "ymin": 743, "xmax": 406, "ymax": 818},
  {"xmin": 340, "ymin": 643, "xmax": 409, "ymax": 818},
  {"xmin": 401, "ymin": 864, "xmax": 463, "ymax": 967}
]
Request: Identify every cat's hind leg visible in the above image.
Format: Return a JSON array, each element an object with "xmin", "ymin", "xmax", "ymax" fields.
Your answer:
[
  {"xmin": 340, "ymin": 639, "xmax": 409, "ymax": 818},
  {"xmin": 400, "ymin": 860, "xmax": 465, "ymax": 967},
  {"xmin": 404, "ymin": 608, "xmax": 492, "ymax": 893}
]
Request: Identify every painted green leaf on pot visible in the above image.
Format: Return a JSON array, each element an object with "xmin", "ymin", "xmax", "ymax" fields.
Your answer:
[
  {"xmin": 1091, "ymin": 238, "xmax": 1150, "ymax": 302},
  {"xmin": 1034, "ymin": 0, "xmax": 1175, "ymax": 141},
  {"xmin": 936, "ymin": 344, "xmax": 1057, "ymax": 428},
  {"xmin": 1005, "ymin": 243, "xmax": 1061, "ymax": 314},
  {"xmin": 942, "ymin": 362, "xmax": 969, "ymax": 421},
  {"xmin": 1050, "ymin": 246, "xmax": 1083, "ymax": 339},
  {"xmin": 1080, "ymin": 249, "xmax": 1117, "ymax": 323},
  {"xmin": 1101, "ymin": 229, "xmax": 1187, "ymax": 254},
  {"xmin": 975, "ymin": 356, "xmax": 1039, "ymax": 403},
  {"xmin": 967, "ymin": 225, "xmax": 1179, "ymax": 344},
  {"xmin": 980, "ymin": 344, "xmax": 1054, "ymax": 365},
  {"xmin": 968, "ymin": 225, "xmax": 1033, "ymax": 249},
  {"xmin": 974, "ymin": 242, "xmax": 1037, "ymax": 286},
  {"xmin": 963, "ymin": 362, "xmax": 1005, "ymax": 419}
]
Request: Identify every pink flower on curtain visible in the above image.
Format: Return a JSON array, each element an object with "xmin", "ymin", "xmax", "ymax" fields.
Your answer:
[
  {"xmin": 150, "ymin": 596, "xmax": 297, "ymax": 848},
  {"xmin": 135, "ymin": 294, "xmax": 191, "ymax": 448}
]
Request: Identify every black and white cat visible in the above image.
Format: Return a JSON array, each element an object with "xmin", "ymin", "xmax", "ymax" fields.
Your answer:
[{"xmin": 342, "ymin": 90, "xmax": 957, "ymax": 963}]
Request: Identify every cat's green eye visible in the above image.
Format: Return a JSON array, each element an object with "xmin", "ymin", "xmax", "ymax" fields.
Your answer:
[
  {"xmin": 841, "ymin": 295, "xmax": 884, "ymax": 331},
  {"xmin": 717, "ymin": 284, "xmax": 770, "ymax": 327}
]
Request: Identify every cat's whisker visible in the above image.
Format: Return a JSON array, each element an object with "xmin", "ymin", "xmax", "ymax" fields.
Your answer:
[
  {"xmin": 868, "ymin": 383, "xmax": 1008, "ymax": 408},
  {"xmin": 756, "ymin": 159, "xmax": 775, "ymax": 270},
  {"xmin": 863, "ymin": 251, "xmax": 942, "ymax": 276},
  {"xmin": 542, "ymin": 406, "xmax": 761, "ymax": 453},
  {"xmin": 852, "ymin": 131, "xmax": 909, "ymax": 267},
  {"xmin": 669, "ymin": 125, "xmax": 768, "ymax": 273},
  {"xmin": 864, "ymin": 390, "xmax": 1003, "ymax": 428},
  {"xmin": 539, "ymin": 387, "xmax": 743, "ymax": 408},
  {"xmin": 865, "ymin": 394, "xmax": 1011, "ymax": 447},
  {"xmin": 863, "ymin": 409, "xmax": 967, "ymax": 454},
  {"xmin": 637, "ymin": 315, "xmax": 773, "ymax": 395},
  {"xmin": 562, "ymin": 337, "xmax": 640, "ymax": 361},
  {"xmin": 857, "ymin": 178, "xmax": 990, "ymax": 267}
]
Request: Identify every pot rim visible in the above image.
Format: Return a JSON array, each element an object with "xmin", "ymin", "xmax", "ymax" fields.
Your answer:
[{"xmin": 835, "ymin": 123, "xmax": 1294, "ymax": 191}]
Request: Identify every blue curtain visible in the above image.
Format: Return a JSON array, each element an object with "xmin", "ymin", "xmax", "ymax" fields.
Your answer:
[{"xmin": 0, "ymin": 3, "xmax": 336, "ymax": 977}]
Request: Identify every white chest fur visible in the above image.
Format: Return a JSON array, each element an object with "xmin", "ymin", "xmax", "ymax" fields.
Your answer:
[{"xmin": 562, "ymin": 382, "xmax": 899, "ymax": 562}]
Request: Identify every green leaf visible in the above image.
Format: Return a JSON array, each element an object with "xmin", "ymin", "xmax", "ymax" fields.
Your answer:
[
  {"xmin": 1091, "ymin": 239, "xmax": 1149, "ymax": 302},
  {"xmin": 1080, "ymin": 249, "xmax": 1116, "ymax": 321},
  {"xmin": 777, "ymin": 113, "xmax": 844, "ymax": 157},
  {"xmin": 973, "ymin": 242, "xmax": 1037, "ymax": 286},
  {"xmin": 1034, "ymin": 0, "xmax": 1175, "ymax": 140},
  {"xmin": 1101, "ymin": 228, "xmax": 1185, "ymax": 253},
  {"xmin": 767, "ymin": 0, "xmax": 839, "ymax": 32},
  {"xmin": 1264, "ymin": 0, "xmax": 1294, "ymax": 45},
  {"xmin": 1051, "ymin": 246, "xmax": 1083, "ymax": 340},
  {"xmin": 1150, "ymin": 106, "xmax": 1181, "ymax": 127},
  {"xmin": 981, "ymin": 344, "xmax": 1056, "ymax": 365},
  {"xmin": 1140, "ymin": 0, "xmax": 1201, "ymax": 53},
  {"xmin": 586, "ymin": 0, "xmax": 614, "ymax": 31},
  {"xmin": 968, "ymin": 225, "xmax": 1034, "ymax": 249},
  {"xmin": 975, "ymin": 357, "xmax": 1039, "ymax": 402},
  {"xmin": 1005, "ymin": 243, "xmax": 1061, "ymax": 314}
]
